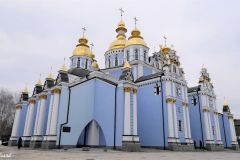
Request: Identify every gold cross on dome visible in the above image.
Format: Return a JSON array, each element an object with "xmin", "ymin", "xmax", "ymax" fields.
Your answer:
[
  {"xmin": 134, "ymin": 17, "xmax": 138, "ymax": 28},
  {"xmin": 119, "ymin": 8, "xmax": 124, "ymax": 19},
  {"xmin": 82, "ymin": 27, "xmax": 86, "ymax": 37}
]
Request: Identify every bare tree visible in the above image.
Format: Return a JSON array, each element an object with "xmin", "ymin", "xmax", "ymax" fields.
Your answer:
[{"xmin": 0, "ymin": 88, "xmax": 19, "ymax": 140}]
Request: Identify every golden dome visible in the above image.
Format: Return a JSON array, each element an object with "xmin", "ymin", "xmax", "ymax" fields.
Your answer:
[
  {"xmin": 123, "ymin": 61, "xmax": 131, "ymax": 69},
  {"xmin": 223, "ymin": 99, "xmax": 228, "ymax": 106},
  {"xmin": 47, "ymin": 72, "xmax": 54, "ymax": 79},
  {"xmin": 89, "ymin": 51, "xmax": 95, "ymax": 59},
  {"xmin": 60, "ymin": 63, "xmax": 67, "ymax": 72},
  {"xmin": 160, "ymin": 44, "xmax": 170, "ymax": 54},
  {"xmin": 109, "ymin": 35, "xmax": 127, "ymax": 50},
  {"xmin": 125, "ymin": 28, "xmax": 147, "ymax": 47},
  {"xmin": 109, "ymin": 20, "xmax": 127, "ymax": 50},
  {"xmin": 92, "ymin": 60, "xmax": 99, "ymax": 69},
  {"xmin": 116, "ymin": 20, "xmax": 127, "ymax": 32},
  {"xmin": 23, "ymin": 85, "xmax": 28, "ymax": 93},
  {"xmin": 36, "ymin": 79, "xmax": 42, "ymax": 86},
  {"xmin": 73, "ymin": 36, "xmax": 95, "ymax": 58}
]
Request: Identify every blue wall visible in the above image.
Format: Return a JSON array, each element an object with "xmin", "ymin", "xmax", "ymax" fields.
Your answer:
[
  {"xmin": 143, "ymin": 66, "xmax": 152, "ymax": 76},
  {"xmin": 218, "ymin": 113, "xmax": 232, "ymax": 148},
  {"xmin": 188, "ymin": 94, "xmax": 206, "ymax": 147},
  {"xmin": 18, "ymin": 103, "xmax": 28, "ymax": 137},
  {"xmin": 137, "ymin": 81, "xmax": 168, "ymax": 148},
  {"xmin": 57, "ymin": 79, "xmax": 118, "ymax": 147}
]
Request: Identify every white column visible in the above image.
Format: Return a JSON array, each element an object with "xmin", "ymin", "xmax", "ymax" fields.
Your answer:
[
  {"xmin": 23, "ymin": 99, "xmax": 36, "ymax": 137},
  {"xmin": 214, "ymin": 113, "xmax": 221, "ymax": 141},
  {"xmin": 10, "ymin": 105, "xmax": 22, "ymax": 140},
  {"xmin": 166, "ymin": 81, "xmax": 175, "ymax": 141},
  {"xmin": 229, "ymin": 118, "xmax": 237, "ymax": 142},
  {"xmin": 86, "ymin": 120, "xmax": 99, "ymax": 146},
  {"xmin": 45, "ymin": 93, "xmax": 54, "ymax": 136},
  {"xmin": 182, "ymin": 105, "xmax": 188, "ymax": 138},
  {"xmin": 203, "ymin": 110, "xmax": 211, "ymax": 141},
  {"xmin": 172, "ymin": 83, "xmax": 178, "ymax": 139},
  {"xmin": 49, "ymin": 89, "xmax": 61, "ymax": 135},
  {"xmin": 133, "ymin": 88, "xmax": 138, "ymax": 136},
  {"xmin": 207, "ymin": 111, "xmax": 213, "ymax": 140},
  {"xmin": 173, "ymin": 102, "xmax": 179, "ymax": 139},
  {"xmin": 167, "ymin": 101, "xmax": 174, "ymax": 139},
  {"xmin": 123, "ymin": 87, "xmax": 131, "ymax": 136},
  {"xmin": 181, "ymin": 86, "xmax": 188, "ymax": 139},
  {"xmin": 35, "ymin": 95, "xmax": 47, "ymax": 136},
  {"xmin": 186, "ymin": 106, "xmax": 192, "ymax": 139},
  {"xmin": 33, "ymin": 100, "xmax": 41, "ymax": 136}
]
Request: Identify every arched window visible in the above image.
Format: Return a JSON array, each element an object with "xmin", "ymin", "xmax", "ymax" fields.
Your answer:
[
  {"xmin": 85, "ymin": 59, "xmax": 88, "ymax": 69},
  {"xmin": 108, "ymin": 57, "xmax": 111, "ymax": 68},
  {"xmin": 156, "ymin": 62, "xmax": 159, "ymax": 69},
  {"xmin": 144, "ymin": 50, "xmax": 147, "ymax": 62},
  {"xmin": 77, "ymin": 58, "xmax": 80, "ymax": 68},
  {"xmin": 173, "ymin": 65, "xmax": 177, "ymax": 73},
  {"xmin": 126, "ymin": 50, "xmax": 130, "ymax": 61},
  {"xmin": 134, "ymin": 49, "xmax": 139, "ymax": 60},
  {"xmin": 115, "ymin": 56, "xmax": 118, "ymax": 66}
]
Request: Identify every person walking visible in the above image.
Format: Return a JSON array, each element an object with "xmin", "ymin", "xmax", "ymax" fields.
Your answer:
[{"xmin": 17, "ymin": 137, "xmax": 22, "ymax": 149}]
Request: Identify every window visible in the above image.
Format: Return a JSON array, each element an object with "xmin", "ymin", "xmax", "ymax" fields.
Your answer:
[
  {"xmin": 156, "ymin": 63, "xmax": 159, "ymax": 69},
  {"xmin": 173, "ymin": 65, "xmax": 177, "ymax": 73},
  {"xmin": 192, "ymin": 96, "xmax": 198, "ymax": 106},
  {"xmin": 108, "ymin": 57, "xmax": 111, "ymax": 68},
  {"xmin": 85, "ymin": 59, "xmax": 88, "ymax": 69},
  {"xmin": 154, "ymin": 83, "xmax": 161, "ymax": 95},
  {"xmin": 176, "ymin": 86, "xmax": 181, "ymax": 97},
  {"xmin": 126, "ymin": 50, "xmax": 130, "ymax": 61},
  {"xmin": 144, "ymin": 50, "xmax": 147, "ymax": 62},
  {"xmin": 77, "ymin": 58, "xmax": 80, "ymax": 68},
  {"xmin": 115, "ymin": 56, "xmax": 118, "ymax": 66},
  {"xmin": 178, "ymin": 120, "xmax": 182, "ymax": 131},
  {"xmin": 134, "ymin": 49, "xmax": 139, "ymax": 60}
]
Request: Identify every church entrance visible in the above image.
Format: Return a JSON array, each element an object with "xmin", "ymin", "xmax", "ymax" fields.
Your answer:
[{"xmin": 77, "ymin": 120, "xmax": 106, "ymax": 147}]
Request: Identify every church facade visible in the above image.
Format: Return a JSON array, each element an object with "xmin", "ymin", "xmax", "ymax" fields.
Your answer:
[{"xmin": 9, "ymin": 17, "xmax": 238, "ymax": 151}]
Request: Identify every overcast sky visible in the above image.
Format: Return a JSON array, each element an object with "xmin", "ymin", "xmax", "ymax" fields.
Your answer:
[{"xmin": 0, "ymin": 0, "xmax": 239, "ymax": 117}]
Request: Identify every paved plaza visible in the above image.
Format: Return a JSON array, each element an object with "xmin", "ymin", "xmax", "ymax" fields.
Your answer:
[{"xmin": 0, "ymin": 145, "xmax": 240, "ymax": 160}]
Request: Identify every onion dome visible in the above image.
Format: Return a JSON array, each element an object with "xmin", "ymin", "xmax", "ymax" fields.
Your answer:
[
  {"xmin": 47, "ymin": 71, "xmax": 54, "ymax": 80},
  {"xmin": 109, "ymin": 20, "xmax": 127, "ymax": 50},
  {"xmin": 60, "ymin": 63, "xmax": 67, "ymax": 72},
  {"xmin": 23, "ymin": 85, "xmax": 28, "ymax": 94},
  {"xmin": 223, "ymin": 99, "xmax": 228, "ymax": 106},
  {"xmin": 123, "ymin": 61, "xmax": 131, "ymax": 69},
  {"xmin": 126, "ymin": 27, "xmax": 147, "ymax": 47},
  {"xmin": 20, "ymin": 85, "xmax": 29, "ymax": 102},
  {"xmin": 73, "ymin": 36, "xmax": 95, "ymax": 58},
  {"xmin": 92, "ymin": 60, "xmax": 99, "ymax": 70},
  {"xmin": 36, "ymin": 78, "xmax": 42, "ymax": 86},
  {"xmin": 160, "ymin": 44, "xmax": 170, "ymax": 54},
  {"xmin": 223, "ymin": 99, "xmax": 230, "ymax": 113}
]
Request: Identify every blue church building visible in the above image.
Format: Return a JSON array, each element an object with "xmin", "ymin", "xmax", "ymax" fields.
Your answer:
[{"xmin": 9, "ymin": 16, "xmax": 238, "ymax": 151}]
